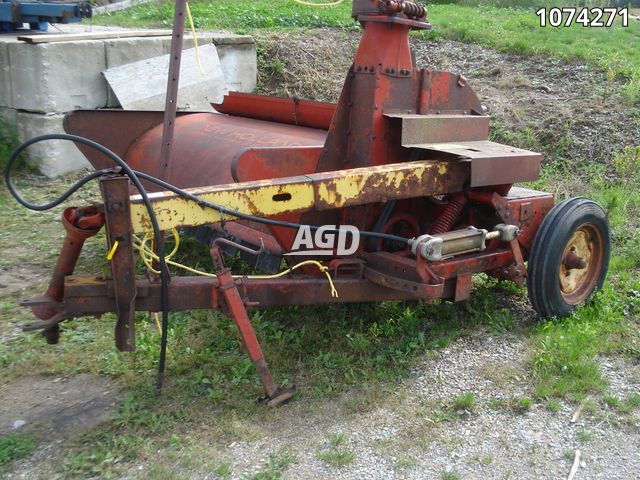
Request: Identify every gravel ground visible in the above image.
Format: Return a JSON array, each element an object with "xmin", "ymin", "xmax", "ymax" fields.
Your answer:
[
  {"xmin": 157, "ymin": 332, "xmax": 637, "ymax": 480},
  {"xmin": 6, "ymin": 333, "xmax": 638, "ymax": 478}
]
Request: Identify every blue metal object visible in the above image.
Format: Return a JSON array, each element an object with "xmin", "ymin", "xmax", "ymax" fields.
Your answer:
[{"xmin": 0, "ymin": 0, "xmax": 91, "ymax": 32}]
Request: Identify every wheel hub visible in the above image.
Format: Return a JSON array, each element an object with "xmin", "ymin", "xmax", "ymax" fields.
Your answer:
[{"xmin": 559, "ymin": 225, "xmax": 603, "ymax": 305}]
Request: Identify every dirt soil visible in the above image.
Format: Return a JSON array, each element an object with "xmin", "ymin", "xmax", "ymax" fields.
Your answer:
[
  {"xmin": 0, "ymin": 375, "xmax": 119, "ymax": 440},
  {"xmin": 257, "ymin": 29, "xmax": 639, "ymax": 168},
  {"xmin": 2, "ymin": 28, "xmax": 639, "ymax": 479}
]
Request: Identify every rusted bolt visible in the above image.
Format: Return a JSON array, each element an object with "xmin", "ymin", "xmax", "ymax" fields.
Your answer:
[
  {"xmin": 108, "ymin": 201, "xmax": 124, "ymax": 213},
  {"xmin": 390, "ymin": 68, "xmax": 395, "ymax": 74},
  {"xmin": 357, "ymin": 65, "xmax": 362, "ymax": 71},
  {"xmin": 369, "ymin": 65, "xmax": 374, "ymax": 72}
]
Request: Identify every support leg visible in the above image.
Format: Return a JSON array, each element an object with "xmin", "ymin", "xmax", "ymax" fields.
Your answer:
[{"xmin": 211, "ymin": 246, "xmax": 295, "ymax": 406}]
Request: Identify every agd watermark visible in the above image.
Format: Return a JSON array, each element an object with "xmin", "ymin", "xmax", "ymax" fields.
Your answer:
[{"xmin": 285, "ymin": 225, "xmax": 359, "ymax": 256}]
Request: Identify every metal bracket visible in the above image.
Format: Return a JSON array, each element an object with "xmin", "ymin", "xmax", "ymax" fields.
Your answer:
[{"xmin": 100, "ymin": 175, "xmax": 137, "ymax": 352}]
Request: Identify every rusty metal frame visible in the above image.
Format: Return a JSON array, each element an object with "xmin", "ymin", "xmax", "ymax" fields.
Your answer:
[
  {"xmin": 101, "ymin": 176, "xmax": 137, "ymax": 351},
  {"xmin": 129, "ymin": 159, "xmax": 470, "ymax": 233}
]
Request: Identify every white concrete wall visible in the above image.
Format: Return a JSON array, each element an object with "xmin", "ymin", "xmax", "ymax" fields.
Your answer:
[
  {"xmin": 15, "ymin": 112, "xmax": 90, "ymax": 177},
  {"xmin": 0, "ymin": 30, "xmax": 257, "ymax": 177},
  {"xmin": 9, "ymin": 40, "xmax": 108, "ymax": 113}
]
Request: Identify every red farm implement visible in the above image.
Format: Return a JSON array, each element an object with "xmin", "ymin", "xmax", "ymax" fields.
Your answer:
[{"xmin": 5, "ymin": 0, "xmax": 610, "ymax": 405}]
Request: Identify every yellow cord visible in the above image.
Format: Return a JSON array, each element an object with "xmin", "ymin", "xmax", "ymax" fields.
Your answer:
[
  {"xmin": 293, "ymin": 0, "xmax": 344, "ymax": 6},
  {"xmin": 106, "ymin": 240, "xmax": 119, "ymax": 260},
  {"xmin": 186, "ymin": 2, "xmax": 206, "ymax": 76},
  {"xmin": 240, "ymin": 260, "xmax": 339, "ymax": 298},
  {"xmin": 133, "ymin": 231, "xmax": 339, "ymax": 297}
]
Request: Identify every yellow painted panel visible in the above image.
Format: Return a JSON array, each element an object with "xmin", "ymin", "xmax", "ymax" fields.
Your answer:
[
  {"xmin": 130, "ymin": 182, "xmax": 315, "ymax": 233},
  {"xmin": 129, "ymin": 160, "xmax": 467, "ymax": 233}
]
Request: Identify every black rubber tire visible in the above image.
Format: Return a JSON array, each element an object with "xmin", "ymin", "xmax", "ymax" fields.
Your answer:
[{"xmin": 527, "ymin": 197, "xmax": 611, "ymax": 318}]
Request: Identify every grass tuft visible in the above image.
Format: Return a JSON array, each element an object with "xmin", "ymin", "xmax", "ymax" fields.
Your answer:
[
  {"xmin": 316, "ymin": 448, "xmax": 355, "ymax": 468},
  {"xmin": 0, "ymin": 434, "xmax": 36, "ymax": 467},
  {"xmin": 451, "ymin": 392, "xmax": 475, "ymax": 412}
]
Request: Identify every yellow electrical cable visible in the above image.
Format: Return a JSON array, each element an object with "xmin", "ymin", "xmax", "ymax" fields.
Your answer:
[
  {"xmin": 133, "ymin": 232, "xmax": 339, "ymax": 297},
  {"xmin": 136, "ymin": 228, "xmax": 181, "ymax": 273},
  {"xmin": 106, "ymin": 240, "xmax": 119, "ymax": 260},
  {"xmin": 293, "ymin": 0, "xmax": 344, "ymax": 6},
  {"xmin": 185, "ymin": 2, "xmax": 206, "ymax": 76},
  {"xmin": 240, "ymin": 260, "xmax": 339, "ymax": 298},
  {"xmin": 151, "ymin": 312, "xmax": 163, "ymax": 333}
]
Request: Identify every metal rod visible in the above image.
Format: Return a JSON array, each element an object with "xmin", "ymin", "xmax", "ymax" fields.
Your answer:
[{"xmin": 159, "ymin": 0, "xmax": 187, "ymax": 177}]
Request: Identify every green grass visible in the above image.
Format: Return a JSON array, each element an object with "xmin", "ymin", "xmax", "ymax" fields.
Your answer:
[
  {"xmin": 512, "ymin": 396, "xmax": 533, "ymax": 413},
  {"xmin": 3, "ymin": 158, "xmax": 638, "ymax": 476},
  {"xmin": 486, "ymin": 396, "xmax": 533, "ymax": 413},
  {"xmin": 604, "ymin": 392, "xmax": 640, "ymax": 414},
  {"xmin": 544, "ymin": 398, "xmax": 561, "ymax": 412},
  {"xmin": 442, "ymin": 471, "xmax": 461, "ymax": 480},
  {"xmin": 247, "ymin": 451, "xmax": 294, "ymax": 479},
  {"xmin": 316, "ymin": 447, "xmax": 355, "ymax": 467},
  {"xmin": 577, "ymin": 429, "xmax": 592, "ymax": 442},
  {"xmin": 451, "ymin": 392, "xmax": 475, "ymax": 412},
  {"xmin": 97, "ymin": 0, "xmax": 356, "ymax": 33},
  {"xmin": 0, "ymin": 433, "xmax": 36, "ymax": 467},
  {"xmin": 529, "ymin": 161, "xmax": 640, "ymax": 401},
  {"xmin": 0, "ymin": 117, "xmax": 34, "ymax": 173},
  {"xmin": 426, "ymin": 5, "xmax": 640, "ymax": 103}
]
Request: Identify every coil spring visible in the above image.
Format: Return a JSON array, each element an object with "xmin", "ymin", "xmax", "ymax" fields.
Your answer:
[
  {"xmin": 430, "ymin": 194, "xmax": 467, "ymax": 235},
  {"xmin": 382, "ymin": 0, "xmax": 427, "ymax": 19}
]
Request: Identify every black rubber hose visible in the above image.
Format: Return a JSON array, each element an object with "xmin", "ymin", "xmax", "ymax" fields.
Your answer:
[
  {"xmin": 4, "ymin": 133, "xmax": 413, "ymax": 394},
  {"xmin": 4, "ymin": 133, "xmax": 172, "ymax": 394}
]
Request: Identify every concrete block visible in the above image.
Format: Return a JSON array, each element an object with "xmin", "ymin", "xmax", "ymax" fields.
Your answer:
[
  {"xmin": 106, "ymin": 37, "xmax": 166, "ymax": 69},
  {"xmin": 161, "ymin": 34, "xmax": 213, "ymax": 55},
  {"xmin": 16, "ymin": 111, "xmax": 90, "ymax": 177},
  {"xmin": 212, "ymin": 33, "xmax": 255, "ymax": 46},
  {"xmin": 0, "ymin": 107, "xmax": 17, "ymax": 125},
  {"xmin": 162, "ymin": 33, "xmax": 256, "ymax": 92},
  {"xmin": 105, "ymin": 37, "xmax": 166, "ymax": 107},
  {"xmin": 216, "ymin": 42, "xmax": 257, "ymax": 93},
  {"xmin": 104, "ymin": 44, "xmax": 226, "ymax": 111},
  {"xmin": 9, "ymin": 40, "xmax": 108, "ymax": 113},
  {"xmin": 0, "ymin": 41, "xmax": 13, "ymax": 108}
]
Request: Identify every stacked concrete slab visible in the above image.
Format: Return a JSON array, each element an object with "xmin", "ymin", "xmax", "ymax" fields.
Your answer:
[{"xmin": 0, "ymin": 28, "xmax": 257, "ymax": 177}]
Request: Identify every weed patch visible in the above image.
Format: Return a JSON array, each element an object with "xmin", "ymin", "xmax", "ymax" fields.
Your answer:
[
  {"xmin": 316, "ymin": 447, "xmax": 355, "ymax": 467},
  {"xmin": 0, "ymin": 433, "xmax": 36, "ymax": 467},
  {"xmin": 0, "ymin": 117, "xmax": 33, "ymax": 173}
]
